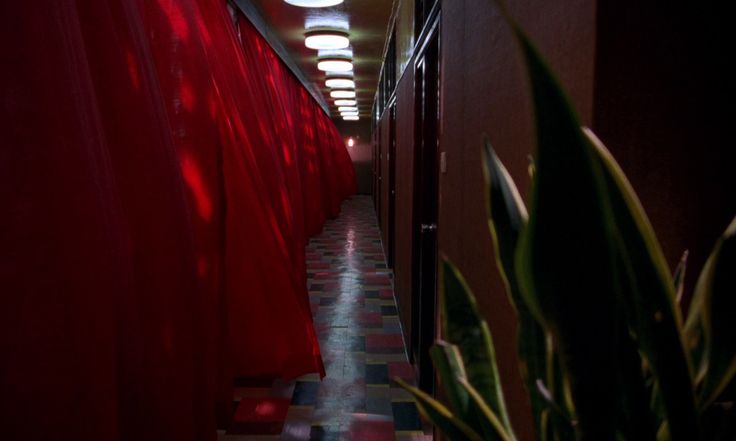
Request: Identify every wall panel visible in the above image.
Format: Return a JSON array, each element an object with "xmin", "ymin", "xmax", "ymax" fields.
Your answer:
[{"xmin": 392, "ymin": 71, "xmax": 416, "ymax": 353}]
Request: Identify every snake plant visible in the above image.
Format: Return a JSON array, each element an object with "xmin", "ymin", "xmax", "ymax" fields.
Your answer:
[{"xmin": 396, "ymin": 2, "xmax": 735, "ymax": 440}]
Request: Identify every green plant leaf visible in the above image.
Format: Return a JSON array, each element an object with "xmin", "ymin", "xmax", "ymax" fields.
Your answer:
[
  {"xmin": 430, "ymin": 341, "xmax": 514, "ymax": 440},
  {"xmin": 612, "ymin": 312, "xmax": 658, "ymax": 441},
  {"xmin": 685, "ymin": 217, "xmax": 736, "ymax": 409},
  {"xmin": 527, "ymin": 154, "xmax": 537, "ymax": 180},
  {"xmin": 441, "ymin": 260, "xmax": 515, "ymax": 436},
  {"xmin": 481, "ymin": 139, "xmax": 529, "ymax": 293},
  {"xmin": 458, "ymin": 377, "xmax": 517, "ymax": 441},
  {"xmin": 673, "ymin": 250, "xmax": 689, "ymax": 306},
  {"xmin": 395, "ymin": 377, "xmax": 483, "ymax": 441},
  {"xmin": 510, "ymin": 20, "xmax": 624, "ymax": 440},
  {"xmin": 585, "ymin": 128, "xmax": 699, "ymax": 439},
  {"xmin": 432, "ymin": 340, "xmax": 503, "ymax": 439},
  {"xmin": 431, "ymin": 341, "xmax": 471, "ymax": 418},
  {"xmin": 482, "ymin": 140, "xmax": 548, "ymax": 439}
]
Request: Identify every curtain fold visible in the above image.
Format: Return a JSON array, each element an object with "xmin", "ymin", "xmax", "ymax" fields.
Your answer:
[{"xmin": 0, "ymin": 0, "xmax": 355, "ymax": 439}]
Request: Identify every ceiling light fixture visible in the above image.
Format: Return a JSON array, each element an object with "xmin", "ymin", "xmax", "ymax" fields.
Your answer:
[
  {"xmin": 343, "ymin": 115, "xmax": 360, "ymax": 121},
  {"xmin": 338, "ymin": 106, "xmax": 358, "ymax": 112},
  {"xmin": 334, "ymin": 99, "xmax": 357, "ymax": 106},
  {"xmin": 325, "ymin": 77, "xmax": 355, "ymax": 88},
  {"xmin": 330, "ymin": 89, "xmax": 356, "ymax": 98},
  {"xmin": 340, "ymin": 111, "xmax": 359, "ymax": 117},
  {"xmin": 284, "ymin": 0, "xmax": 344, "ymax": 7},
  {"xmin": 305, "ymin": 30, "xmax": 350, "ymax": 50},
  {"xmin": 318, "ymin": 57, "xmax": 353, "ymax": 72}
]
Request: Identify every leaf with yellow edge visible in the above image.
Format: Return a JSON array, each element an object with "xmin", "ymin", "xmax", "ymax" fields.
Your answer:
[
  {"xmin": 394, "ymin": 377, "xmax": 483, "ymax": 441},
  {"xmin": 584, "ymin": 128, "xmax": 698, "ymax": 439},
  {"xmin": 457, "ymin": 377, "xmax": 517, "ymax": 441},
  {"xmin": 685, "ymin": 217, "xmax": 736, "ymax": 409}
]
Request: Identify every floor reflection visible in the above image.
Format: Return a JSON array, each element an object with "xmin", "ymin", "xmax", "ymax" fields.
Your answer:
[{"xmin": 221, "ymin": 196, "xmax": 429, "ymax": 440}]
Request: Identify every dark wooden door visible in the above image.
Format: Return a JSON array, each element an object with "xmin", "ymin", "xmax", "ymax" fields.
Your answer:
[
  {"xmin": 387, "ymin": 103, "xmax": 397, "ymax": 268},
  {"xmin": 376, "ymin": 123, "xmax": 382, "ymax": 224},
  {"xmin": 411, "ymin": 24, "xmax": 440, "ymax": 394}
]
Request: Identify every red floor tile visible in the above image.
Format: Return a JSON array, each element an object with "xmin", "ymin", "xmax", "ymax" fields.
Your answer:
[{"xmin": 229, "ymin": 397, "xmax": 290, "ymax": 435}]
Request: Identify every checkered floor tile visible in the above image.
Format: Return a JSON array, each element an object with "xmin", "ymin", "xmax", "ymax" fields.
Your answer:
[{"xmin": 219, "ymin": 196, "xmax": 429, "ymax": 441}]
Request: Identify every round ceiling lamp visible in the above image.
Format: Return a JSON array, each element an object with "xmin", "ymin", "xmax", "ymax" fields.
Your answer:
[
  {"xmin": 338, "ymin": 106, "xmax": 358, "ymax": 112},
  {"xmin": 343, "ymin": 115, "xmax": 360, "ymax": 121},
  {"xmin": 305, "ymin": 30, "xmax": 350, "ymax": 50},
  {"xmin": 330, "ymin": 89, "xmax": 356, "ymax": 98},
  {"xmin": 325, "ymin": 77, "xmax": 355, "ymax": 88},
  {"xmin": 317, "ymin": 57, "xmax": 353, "ymax": 72},
  {"xmin": 284, "ymin": 0, "xmax": 344, "ymax": 7},
  {"xmin": 334, "ymin": 99, "xmax": 357, "ymax": 106}
]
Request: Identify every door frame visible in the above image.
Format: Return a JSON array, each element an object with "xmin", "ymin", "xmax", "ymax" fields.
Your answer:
[{"xmin": 410, "ymin": 12, "xmax": 441, "ymax": 394}]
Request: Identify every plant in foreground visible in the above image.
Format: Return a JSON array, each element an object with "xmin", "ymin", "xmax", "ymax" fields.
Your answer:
[{"xmin": 396, "ymin": 2, "xmax": 735, "ymax": 441}]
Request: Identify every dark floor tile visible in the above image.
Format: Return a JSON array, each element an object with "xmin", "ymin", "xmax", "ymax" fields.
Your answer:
[
  {"xmin": 365, "ymin": 364, "xmax": 389, "ymax": 385},
  {"xmin": 310, "ymin": 425, "xmax": 340, "ymax": 441},
  {"xmin": 392, "ymin": 402, "xmax": 423, "ymax": 432},
  {"xmin": 347, "ymin": 335, "xmax": 366, "ymax": 352},
  {"xmin": 291, "ymin": 381, "xmax": 320, "ymax": 406},
  {"xmin": 364, "ymin": 290, "xmax": 379, "ymax": 299}
]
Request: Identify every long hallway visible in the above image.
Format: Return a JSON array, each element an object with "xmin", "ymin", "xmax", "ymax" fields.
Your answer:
[{"xmin": 222, "ymin": 196, "xmax": 428, "ymax": 441}]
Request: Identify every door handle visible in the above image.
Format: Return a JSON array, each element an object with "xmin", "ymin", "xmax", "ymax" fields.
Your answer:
[{"xmin": 420, "ymin": 223, "xmax": 437, "ymax": 233}]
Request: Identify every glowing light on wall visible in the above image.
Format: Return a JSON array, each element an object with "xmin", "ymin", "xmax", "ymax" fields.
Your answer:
[
  {"xmin": 334, "ymin": 99, "xmax": 357, "ymax": 106},
  {"xmin": 330, "ymin": 89, "xmax": 356, "ymax": 98},
  {"xmin": 305, "ymin": 30, "xmax": 349, "ymax": 50},
  {"xmin": 285, "ymin": 0, "xmax": 344, "ymax": 7},
  {"xmin": 325, "ymin": 77, "xmax": 355, "ymax": 88},
  {"xmin": 347, "ymin": 138, "xmax": 355, "ymax": 147}
]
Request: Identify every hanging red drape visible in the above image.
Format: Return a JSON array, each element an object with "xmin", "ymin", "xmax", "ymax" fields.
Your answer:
[
  {"xmin": 1, "ymin": 3, "xmax": 123, "ymax": 439},
  {"xmin": 1, "ymin": 0, "xmax": 355, "ymax": 439}
]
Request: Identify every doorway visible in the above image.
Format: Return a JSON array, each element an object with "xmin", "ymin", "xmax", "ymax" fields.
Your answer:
[{"xmin": 411, "ymin": 19, "xmax": 440, "ymax": 394}]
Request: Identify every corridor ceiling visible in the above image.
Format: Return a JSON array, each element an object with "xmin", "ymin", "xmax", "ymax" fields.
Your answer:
[{"xmin": 245, "ymin": 0, "xmax": 395, "ymax": 121}]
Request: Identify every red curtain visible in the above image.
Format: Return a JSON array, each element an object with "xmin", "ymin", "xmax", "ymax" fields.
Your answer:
[{"xmin": 0, "ymin": 0, "xmax": 355, "ymax": 440}]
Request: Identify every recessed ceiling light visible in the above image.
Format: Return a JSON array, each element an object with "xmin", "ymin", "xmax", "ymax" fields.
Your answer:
[
  {"xmin": 318, "ymin": 57, "xmax": 353, "ymax": 72},
  {"xmin": 334, "ymin": 99, "xmax": 357, "ymax": 106},
  {"xmin": 325, "ymin": 77, "xmax": 355, "ymax": 88},
  {"xmin": 318, "ymin": 48, "xmax": 353, "ymax": 58},
  {"xmin": 330, "ymin": 89, "xmax": 356, "ymax": 98},
  {"xmin": 343, "ymin": 116, "xmax": 360, "ymax": 121},
  {"xmin": 305, "ymin": 14, "xmax": 350, "ymax": 32},
  {"xmin": 284, "ymin": 0, "xmax": 344, "ymax": 7},
  {"xmin": 305, "ymin": 30, "xmax": 349, "ymax": 50},
  {"xmin": 338, "ymin": 106, "xmax": 358, "ymax": 112},
  {"xmin": 340, "ymin": 111, "xmax": 359, "ymax": 117}
]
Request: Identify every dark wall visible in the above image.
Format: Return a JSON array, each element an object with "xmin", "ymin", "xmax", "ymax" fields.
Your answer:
[
  {"xmin": 594, "ymin": 1, "xmax": 735, "ymax": 303},
  {"xmin": 335, "ymin": 120, "xmax": 372, "ymax": 195}
]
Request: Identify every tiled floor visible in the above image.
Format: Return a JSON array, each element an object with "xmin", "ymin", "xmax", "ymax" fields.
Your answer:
[{"xmin": 220, "ymin": 196, "xmax": 431, "ymax": 441}]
